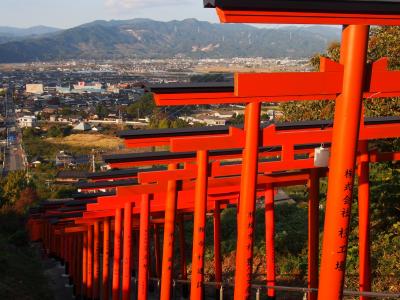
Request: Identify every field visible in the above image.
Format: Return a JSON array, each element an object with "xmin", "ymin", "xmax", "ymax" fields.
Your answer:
[{"xmin": 46, "ymin": 133, "xmax": 124, "ymax": 150}]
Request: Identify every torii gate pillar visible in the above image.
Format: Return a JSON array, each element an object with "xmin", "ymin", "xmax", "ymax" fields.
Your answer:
[{"xmin": 318, "ymin": 24, "xmax": 370, "ymax": 300}]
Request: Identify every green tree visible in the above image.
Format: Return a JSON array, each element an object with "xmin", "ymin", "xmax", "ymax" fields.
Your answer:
[
  {"xmin": 47, "ymin": 125, "xmax": 72, "ymax": 138},
  {"xmin": 309, "ymin": 41, "xmax": 341, "ymax": 69},
  {"xmin": 95, "ymin": 104, "xmax": 109, "ymax": 118},
  {"xmin": 60, "ymin": 107, "xmax": 73, "ymax": 116},
  {"xmin": 276, "ymin": 28, "xmax": 400, "ymax": 290},
  {"xmin": 227, "ymin": 113, "xmax": 244, "ymax": 125},
  {"xmin": 281, "ymin": 28, "xmax": 400, "ymax": 121},
  {"xmin": 14, "ymin": 187, "xmax": 38, "ymax": 213},
  {"xmin": 369, "ymin": 26, "xmax": 400, "ymax": 69},
  {"xmin": 148, "ymin": 108, "xmax": 169, "ymax": 129},
  {"xmin": 47, "ymin": 125, "xmax": 63, "ymax": 137},
  {"xmin": 171, "ymin": 118, "xmax": 190, "ymax": 128},
  {"xmin": 2, "ymin": 171, "xmax": 30, "ymax": 205},
  {"xmin": 22, "ymin": 127, "xmax": 40, "ymax": 139},
  {"xmin": 126, "ymin": 94, "xmax": 156, "ymax": 119}
]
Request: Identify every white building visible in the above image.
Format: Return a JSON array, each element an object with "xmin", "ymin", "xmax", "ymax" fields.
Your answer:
[
  {"xmin": 179, "ymin": 116, "xmax": 226, "ymax": 126},
  {"xmin": 72, "ymin": 82, "xmax": 103, "ymax": 93},
  {"xmin": 17, "ymin": 116, "xmax": 37, "ymax": 128}
]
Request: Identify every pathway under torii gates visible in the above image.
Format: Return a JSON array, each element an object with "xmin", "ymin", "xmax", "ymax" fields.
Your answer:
[{"xmin": 28, "ymin": 1, "xmax": 400, "ymax": 299}]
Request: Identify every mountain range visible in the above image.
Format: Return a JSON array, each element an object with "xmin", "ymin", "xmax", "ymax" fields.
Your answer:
[
  {"xmin": 0, "ymin": 26, "xmax": 60, "ymax": 44},
  {"xmin": 0, "ymin": 19, "xmax": 341, "ymax": 63}
]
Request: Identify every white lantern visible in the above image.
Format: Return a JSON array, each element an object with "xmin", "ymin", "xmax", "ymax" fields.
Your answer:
[{"xmin": 314, "ymin": 146, "xmax": 330, "ymax": 167}]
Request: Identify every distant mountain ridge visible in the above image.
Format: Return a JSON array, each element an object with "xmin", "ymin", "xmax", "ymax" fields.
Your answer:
[
  {"xmin": 0, "ymin": 25, "xmax": 60, "ymax": 37},
  {"xmin": 0, "ymin": 19, "xmax": 340, "ymax": 63},
  {"xmin": 0, "ymin": 26, "xmax": 61, "ymax": 44}
]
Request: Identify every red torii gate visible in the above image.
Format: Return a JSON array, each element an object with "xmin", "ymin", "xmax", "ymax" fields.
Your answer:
[
  {"xmin": 111, "ymin": 117, "xmax": 400, "ymax": 300},
  {"xmin": 31, "ymin": 169, "xmax": 311, "ymax": 299},
  {"xmin": 28, "ymin": 192, "xmax": 114, "ymax": 299},
  {"xmin": 149, "ymin": 49, "xmax": 400, "ymax": 300},
  {"xmin": 30, "ymin": 130, "xmax": 400, "ymax": 298},
  {"xmin": 136, "ymin": 1, "xmax": 400, "ymax": 299},
  {"xmin": 65, "ymin": 126, "xmax": 246, "ymax": 300},
  {"xmin": 84, "ymin": 138, "xmax": 290, "ymax": 300},
  {"xmin": 28, "ymin": 110, "xmax": 400, "ymax": 300},
  {"xmin": 98, "ymin": 124, "xmax": 328, "ymax": 300},
  {"xmin": 84, "ymin": 169, "xmax": 311, "ymax": 299},
  {"xmin": 78, "ymin": 177, "xmax": 237, "ymax": 300},
  {"xmin": 26, "ymin": 2, "xmax": 400, "ymax": 299},
  {"xmin": 80, "ymin": 156, "xmax": 313, "ymax": 300},
  {"xmin": 28, "ymin": 112, "xmax": 398, "ymax": 300}
]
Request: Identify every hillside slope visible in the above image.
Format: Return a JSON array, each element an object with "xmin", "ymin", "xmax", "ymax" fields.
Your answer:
[{"xmin": 0, "ymin": 19, "xmax": 340, "ymax": 62}]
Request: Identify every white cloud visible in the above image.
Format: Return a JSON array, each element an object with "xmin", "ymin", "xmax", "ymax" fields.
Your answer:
[{"xmin": 105, "ymin": 0, "xmax": 189, "ymax": 10}]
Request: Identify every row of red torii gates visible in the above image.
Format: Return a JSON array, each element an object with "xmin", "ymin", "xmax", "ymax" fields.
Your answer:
[
  {"xmin": 28, "ymin": 1, "xmax": 400, "ymax": 299},
  {"xmin": 29, "ymin": 116, "xmax": 399, "ymax": 300}
]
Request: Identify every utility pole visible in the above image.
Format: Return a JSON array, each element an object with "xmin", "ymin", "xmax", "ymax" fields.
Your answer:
[{"xmin": 92, "ymin": 149, "xmax": 96, "ymax": 173}]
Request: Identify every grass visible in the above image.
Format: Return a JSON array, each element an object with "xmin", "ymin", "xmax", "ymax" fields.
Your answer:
[{"xmin": 46, "ymin": 133, "xmax": 124, "ymax": 150}]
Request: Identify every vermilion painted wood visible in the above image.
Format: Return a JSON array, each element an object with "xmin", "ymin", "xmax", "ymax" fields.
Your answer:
[
  {"xmin": 63, "ymin": 226, "xmax": 87, "ymax": 233},
  {"xmin": 177, "ymin": 215, "xmax": 188, "ymax": 280},
  {"xmin": 153, "ymin": 224, "xmax": 161, "ymax": 279},
  {"xmin": 308, "ymin": 169, "xmax": 320, "ymax": 300},
  {"xmin": 108, "ymin": 143, "xmax": 399, "ymax": 173},
  {"xmin": 122, "ymin": 202, "xmax": 132, "ymax": 300},
  {"xmin": 28, "ymin": 144, "xmax": 399, "ymax": 300},
  {"xmin": 85, "ymin": 172, "xmax": 310, "ymax": 212},
  {"xmin": 32, "ymin": 149, "xmax": 396, "ymax": 300},
  {"xmin": 234, "ymin": 102, "xmax": 261, "ymax": 299},
  {"xmin": 112, "ymin": 208, "xmax": 122, "ymax": 300},
  {"xmin": 36, "ymin": 149, "xmax": 397, "ymax": 224},
  {"xmin": 170, "ymin": 117, "xmax": 400, "ymax": 153},
  {"xmin": 213, "ymin": 202, "xmax": 222, "ymax": 288},
  {"xmin": 75, "ymin": 234, "xmax": 82, "ymax": 298},
  {"xmin": 369, "ymin": 151, "xmax": 400, "ymax": 162},
  {"xmin": 147, "ymin": 55, "xmax": 400, "ymax": 299},
  {"xmin": 235, "ymin": 58, "xmax": 400, "ymax": 99},
  {"xmin": 137, "ymin": 194, "xmax": 150, "ymax": 300},
  {"xmin": 215, "ymin": 8, "xmax": 400, "ymax": 26},
  {"xmin": 107, "ymin": 152, "xmax": 241, "ymax": 168},
  {"xmin": 83, "ymin": 195, "xmax": 237, "ymax": 218},
  {"xmin": 357, "ymin": 141, "xmax": 371, "ymax": 300},
  {"xmin": 265, "ymin": 184, "xmax": 275, "ymax": 299},
  {"xmin": 153, "ymin": 58, "xmax": 400, "ymax": 105},
  {"xmin": 108, "ymin": 149, "xmax": 314, "ymax": 172},
  {"xmin": 102, "ymin": 217, "xmax": 111, "ymax": 300},
  {"xmin": 87, "ymin": 226, "xmax": 93, "ymax": 300},
  {"xmin": 26, "ymin": 219, "xmax": 42, "ymax": 241},
  {"xmin": 319, "ymin": 25, "xmax": 370, "ymax": 300},
  {"xmin": 93, "ymin": 221, "xmax": 100, "ymax": 300},
  {"xmin": 159, "ymin": 164, "xmax": 179, "ymax": 300},
  {"xmin": 82, "ymin": 231, "xmax": 88, "ymax": 298},
  {"xmin": 190, "ymin": 150, "xmax": 209, "ymax": 300}
]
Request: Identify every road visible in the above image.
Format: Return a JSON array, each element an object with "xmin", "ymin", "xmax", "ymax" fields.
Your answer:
[
  {"xmin": 4, "ymin": 145, "xmax": 25, "ymax": 172},
  {"xmin": 2, "ymin": 91, "xmax": 26, "ymax": 176}
]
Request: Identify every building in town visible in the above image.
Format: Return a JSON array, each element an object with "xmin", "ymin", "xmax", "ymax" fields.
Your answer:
[
  {"xmin": 17, "ymin": 115, "xmax": 37, "ymax": 128},
  {"xmin": 26, "ymin": 84, "xmax": 44, "ymax": 95}
]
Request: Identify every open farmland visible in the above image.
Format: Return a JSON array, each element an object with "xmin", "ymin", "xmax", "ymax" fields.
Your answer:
[{"xmin": 46, "ymin": 134, "xmax": 124, "ymax": 150}]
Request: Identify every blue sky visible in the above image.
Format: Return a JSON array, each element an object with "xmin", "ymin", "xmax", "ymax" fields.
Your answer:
[{"xmin": 0, "ymin": 0, "xmax": 219, "ymax": 28}]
